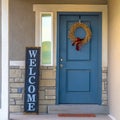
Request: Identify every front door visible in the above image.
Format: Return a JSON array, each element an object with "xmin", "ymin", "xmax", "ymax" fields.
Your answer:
[{"xmin": 57, "ymin": 13, "xmax": 102, "ymax": 104}]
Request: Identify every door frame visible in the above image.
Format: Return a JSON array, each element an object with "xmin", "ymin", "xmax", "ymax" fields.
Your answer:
[{"xmin": 33, "ymin": 4, "xmax": 108, "ymax": 104}]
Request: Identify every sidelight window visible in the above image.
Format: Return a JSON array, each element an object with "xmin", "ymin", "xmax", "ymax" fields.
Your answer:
[{"xmin": 40, "ymin": 13, "xmax": 53, "ymax": 66}]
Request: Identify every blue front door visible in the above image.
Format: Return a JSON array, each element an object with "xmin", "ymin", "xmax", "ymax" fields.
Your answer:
[{"xmin": 57, "ymin": 13, "xmax": 102, "ymax": 104}]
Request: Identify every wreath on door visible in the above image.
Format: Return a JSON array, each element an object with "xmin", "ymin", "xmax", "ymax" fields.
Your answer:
[{"xmin": 68, "ymin": 22, "xmax": 92, "ymax": 51}]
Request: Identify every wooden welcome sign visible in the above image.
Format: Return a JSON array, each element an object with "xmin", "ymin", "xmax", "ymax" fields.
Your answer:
[{"xmin": 24, "ymin": 47, "xmax": 40, "ymax": 113}]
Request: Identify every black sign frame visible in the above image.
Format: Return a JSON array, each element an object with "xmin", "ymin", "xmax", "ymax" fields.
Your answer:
[{"xmin": 24, "ymin": 47, "xmax": 40, "ymax": 113}]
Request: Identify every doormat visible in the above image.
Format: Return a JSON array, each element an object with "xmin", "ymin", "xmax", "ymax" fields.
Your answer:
[{"xmin": 58, "ymin": 113, "xmax": 96, "ymax": 117}]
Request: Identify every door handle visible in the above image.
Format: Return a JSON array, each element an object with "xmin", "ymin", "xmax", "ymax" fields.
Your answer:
[{"xmin": 60, "ymin": 64, "xmax": 63, "ymax": 68}]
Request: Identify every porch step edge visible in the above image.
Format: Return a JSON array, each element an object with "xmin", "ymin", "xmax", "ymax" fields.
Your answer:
[{"xmin": 48, "ymin": 105, "xmax": 109, "ymax": 114}]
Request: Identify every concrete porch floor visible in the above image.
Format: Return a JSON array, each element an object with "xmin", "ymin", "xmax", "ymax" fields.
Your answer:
[{"xmin": 10, "ymin": 114, "xmax": 112, "ymax": 120}]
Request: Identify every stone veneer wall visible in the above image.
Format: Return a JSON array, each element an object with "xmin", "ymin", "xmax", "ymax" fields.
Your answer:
[
  {"xmin": 102, "ymin": 67, "xmax": 108, "ymax": 105},
  {"xmin": 9, "ymin": 66, "xmax": 108, "ymax": 113}
]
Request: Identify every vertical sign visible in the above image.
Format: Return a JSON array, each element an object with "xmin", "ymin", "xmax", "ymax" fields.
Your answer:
[{"xmin": 24, "ymin": 47, "xmax": 40, "ymax": 113}]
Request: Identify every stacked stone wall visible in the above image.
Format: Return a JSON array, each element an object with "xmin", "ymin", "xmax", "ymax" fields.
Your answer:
[
  {"xmin": 102, "ymin": 67, "xmax": 108, "ymax": 105},
  {"xmin": 9, "ymin": 66, "xmax": 108, "ymax": 113}
]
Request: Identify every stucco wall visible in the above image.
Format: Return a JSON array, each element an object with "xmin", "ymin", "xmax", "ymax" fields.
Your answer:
[
  {"xmin": 9, "ymin": 0, "xmax": 107, "ymax": 61},
  {"xmin": 108, "ymin": 0, "xmax": 120, "ymax": 119},
  {"xmin": 9, "ymin": 0, "xmax": 35, "ymax": 60}
]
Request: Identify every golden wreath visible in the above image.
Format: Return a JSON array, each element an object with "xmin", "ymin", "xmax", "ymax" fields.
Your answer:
[{"xmin": 68, "ymin": 22, "xmax": 92, "ymax": 45}]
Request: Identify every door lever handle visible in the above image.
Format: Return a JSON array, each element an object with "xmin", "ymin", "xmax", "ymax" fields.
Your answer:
[{"xmin": 60, "ymin": 64, "xmax": 63, "ymax": 68}]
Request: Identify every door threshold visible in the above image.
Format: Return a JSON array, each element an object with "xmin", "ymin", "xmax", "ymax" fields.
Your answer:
[{"xmin": 48, "ymin": 104, "xmax": 109, "ymax": 114}]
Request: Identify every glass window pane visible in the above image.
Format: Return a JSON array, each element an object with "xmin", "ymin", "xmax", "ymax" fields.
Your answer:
[{"xmin": 41, "ymin": 14, "xmax": 53, "ymax": 65}]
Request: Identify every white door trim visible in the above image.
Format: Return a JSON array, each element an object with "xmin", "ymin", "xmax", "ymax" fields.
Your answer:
[
  {"xmin": 0, "ymin": 0, "xmax": 9, "ymax": 119},
  {"xmin": 108, "ymin": 114, "xmax": 117, "ymax": 120},
  {"xmin": 33, "ymin": 4, "xmax": 108, "ymax": 67}
]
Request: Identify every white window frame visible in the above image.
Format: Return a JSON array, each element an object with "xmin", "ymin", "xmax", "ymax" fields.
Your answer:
[
  {"xmin": 34, "ymin": 11, "xmax": 53, "ymax": 66},
  {"xmin": 40, "ymin": 12, "xmax": 53, "ymax": 66}
]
